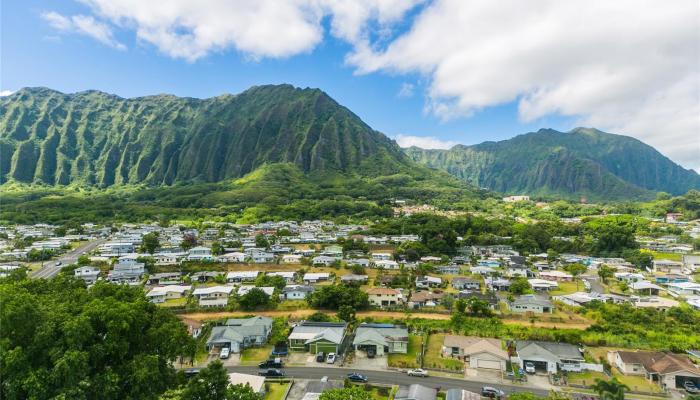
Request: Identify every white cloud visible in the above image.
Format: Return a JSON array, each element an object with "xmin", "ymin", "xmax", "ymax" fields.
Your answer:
[
  {"xmin": 41, "ymin": 11, "xmax": 125, "ymax": 50},
  {"xmin": 347, "ymin": 0, "xmax": 700, "ymax": 170},
  {"xmin": 0, "ymin": 90, "xmax": 15, "ymax": 97},
  {"xmin": 397, "ymin": 82, "xmax": 414, "ymax": 98},
  {"xmin": 394, "ymin": 134, "xmax": 457, "ymax": 149}
]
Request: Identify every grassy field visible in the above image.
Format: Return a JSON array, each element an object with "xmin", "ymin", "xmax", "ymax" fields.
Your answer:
[
  {"xmin": 240, "ymin": 345, "xmax": 273, "ymax": 365},
  {"xmin": 649, "ymin": 251, "xmax": 682, "ymax": 261},
  {"xmin": 613, "ymin": 371, "xmax": 662, "ymax": 393},
  {"xmin": 549, "ymin": 280, "xmax": 582, "ymax": 295},
  {"xmin": 265, "ymin": 382, "xmax": 290, "ymax": 400},
  {"xmin": 423, "ymin": 333, "xmax": 464, "ymax": 371},
  {"xmin": 566, "ymin": 371, "xmax": 608, "ymax": 386},
  {"xmin": 388, "ymin": 334, "xmax": 422, "ymax": 368}
]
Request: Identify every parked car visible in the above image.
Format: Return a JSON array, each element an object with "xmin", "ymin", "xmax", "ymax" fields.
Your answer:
[
  {"xmin": 316, "ymin": 352, "xmax": 325, "ymax": 362},
  {"xmin": 685, "ymin": 381, "xmax": 699, "ymax": 394},
  {"xmin": 326, "ymin": 353, "xmax": 337, "ymax": 364},
  {"xmin": 259, "ymin": 369, "xmax": 285, "ymax": 377},
  {"xmin": 259, "ymin": 358, "xmax": 283, "ymax": 369},
  {"xmin": 347, "ymin": 373, "xmax": 368, "ymax": 383},
  {"xmin": 183, "ymin": 369, "xmax": 199, "ymax": 379},
  {"xmin": 55, "ymin": 261, "xmax": 62, "ymax": 266},
  {"xmin": 219, "ymin": 348, "xmax": 230, "ymax": 359},
  {"xmin": 407, "ymin": 369, "xmax": 428, "ymax": 377},
  {"xmin": 481, "ymin": 386, "xmax": 505, "ymax": 399},
  {"xmin": 366, "ymin": 348, "xmax": 376, "ymax": 358},
  {"xmin": 524, "ymin": 362, "xmax": 536, "ymax": 374}
]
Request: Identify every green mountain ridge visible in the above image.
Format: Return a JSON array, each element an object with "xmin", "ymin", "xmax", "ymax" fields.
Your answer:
[
  {"xmin": 0, "ymin": 85, "xmax": 418, "ymax": 186},
  {"xmin": 404, "ymin": 128, "xmax": 700, "ymax": 201}
]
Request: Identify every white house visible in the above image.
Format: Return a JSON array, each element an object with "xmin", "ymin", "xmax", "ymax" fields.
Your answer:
[
  {"xmin": 237, "ymin": 285, "xmax": 275, "ymax": 297},
  {"xmin": 226, "ymin": 270, "xmax": 260, "ymax": 283},
  {"xmin": 267, "ymin": 271, "xmax": 296, "ymax": 282},
  {"xmin": 217, "ymin": 252, "xmax": 246, "ymax": 263},
  {"xmin": 374, "ymin": 259, "xmax": 399, "ymax": 270},
  {"xmin": 303, "ymin": 272, "xmax": 330, "ymax": 284},
  {"xmin": 146, "ymin": 285, "xmax": 192, "ymax": 303},
  {"xmin": 282, "ymin": 254, "xmax": 303, "ymax": 264},
  {"xmin": 187, "ymin": 247, "xmax": 213, "ymax": 261},
  {"xmin": 371, "ymin": 252, "xmax": 393, "ymax": 261},
  {"xmin": 192, "ymin": 286, "xmax": 234, "ymax": 307},
  {"xmin": 74, "ymin": 266, "xmax": 100, "ymax": 284}
]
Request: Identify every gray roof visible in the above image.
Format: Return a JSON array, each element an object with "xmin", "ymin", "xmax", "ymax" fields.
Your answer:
[
  {"xmin": 283, "ymin": 285, "xmax": 316, "ymax": 294},
  {"xmin": 511, "ymin": 294, "xmax": 553, "ymax": 307},
  {"xmin": 396, "ymin": 384, "xmax": 437, "ymax": 400},
  {"xmin": 207, "ymin": 316, "xmax": 272, "ymax": 345},
  {"xmin": 446, "ymin": 389, "xmax": 480, "ymax": 400},
  {"xmin": 353, "ymin": 323, "xmax": 408, "ymax": 347},
  {"xmin": 516, "ymin": 340, "xmax": 583, "ymax": 361}
]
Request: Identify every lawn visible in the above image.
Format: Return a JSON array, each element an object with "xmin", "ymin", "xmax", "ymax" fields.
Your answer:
[
  {"xmin": 423, "ymin": 333, "xmax": 464, "ymax": 371},
  {"xmin": 347, "ymin": 384, "xmax": 392, "ymax": 400},
  {"xmin": 158, "ymin": 297, "xmax": 188, "ymax": 307},
  {"xmin": 613, "ymin": 371, "xmax": 662, "ymax": 393},
  {"xmin": 566, "ymin": 371, "xmax": 608, "ymax": 386},
  {"xmin": 649, "ymin": 252, "xmax": 682, "ymax": 262},
  {"xmin": 549, "ymin": 280, "xmax": 583, "ymax": 295},
  {"xmin": 265, "ymin": 382, "xmax": 290, "ymax": 400},
  {"xmin": 240, "ymin": 345, "xmax": 273, "ymax": 365},
  {"xmin": 388, "ymin": 334, "xmax": 422, "ymax": 368}
]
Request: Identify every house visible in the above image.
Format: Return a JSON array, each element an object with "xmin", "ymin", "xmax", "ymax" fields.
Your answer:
[
  {"xmin": 682, "ymin": 254, "xmax": 700, "ymax": 271},
  {"xmin": 281, "ymin": 285, "xmax": 315, "ymax": 300},
  {"xmin": 528, "ymin": 278, "xmax": 559, "ymax": 291},
  {"xmin": 509, "ymin": 294, "xmax": 554, "ymax": 314},
  {"xmin": 608, "ymin": 350, "xmax": 700, "ymax": 390},
  {"xmin": 371, "ymin": 252, "xmax": 393, "ymax": 261},
  {"xmin": 516, "ymin": 340, "xmax": 584, "ymax": 373},
  {"xmin": 346, "ymin": 258, "xmax": 370, "ymax": 268},
  {"xmin": 190, "ymin": 271, "xmax": 221, "ymax": 282},
  {"xmin": 486, "ymin": 277, "xmax": 511, "ymax": 291},
  {"xmin": 74, "ymin": 266, "xmax": 100, "ymax": 284},
  {"xmin": 615, "ymin": 272, "xmax": 645, "ymax": 282},
  {"xmin": 539, "ymin": 270, "xmax": 574, "ymax": 281},
  {"xmin": 420, "ymin": 256, "xmax": 442, "ymax": 263},
  {"xmin": 653, "ymin": 260, "xmax": 683, "ymax": 274},
  {"xmin": 415, "ymin": 276, "xmax": 442, "ymax": 289},
  {"xmin": 108, "ymin": 261, "xmax": 145, "ymax": 284},
  {"xmin": 340, "ymin": 274, "xmax": 368, "ymax": 284},
  {"xmin": 655, "ymin": 274, "xmax": 689, "ymax": 284},
  {"xmin": 216, "ymin": 252, "xmax": 246, "ymax": 263},
  {"xmin": 228, "ymin": 373, "xmax": 266, "ymax": 396},
  {"xmin": 629, "ymin": 281, "xmax": 663, "ymax": 296},
  {"xmin": 303, "ymin": 272, "xmax": 330, "ymax": 284},
  {"xmin": 505, "ymin": 265, "xmax": 530, "ymax": 278},
  {"xmin": 441, "ymin": 335, "xmax": 507, "ymax": 370},
  {"xmin": 146, "ymin": 285, "xmax": 192, "ymax": 303},
  {"xmin": 154, "ymin": 253, "xmax": 180, "ymax": 266},
  {"xmin": 226, "ymin": 270, "xmax": 260, "ymax": 283},
  {"xmin": 187, "ymin": 246, "xmax": 213, "ymax": 261},
  {"xmin": 288, "ymin": 321, "xmax": 348, "ymax": 353},
  {"xmin": 282, "ymin": 254, "xmax": 303, "ymax": 264},
  {"xmin": 311, "ymin": 255, "xmax": 339, "ymax": 266},
  {"xmin": 206, "ymin": 316, "xmax": 273, "ymax": 352},
  {"xmin": 366, "ymin": 287, "xmax": 403, "ymax": 308},
  {"xmin": 457, "ymin": 291, "xmax": 500, "ymax": 309},
  {"xmin": 146, "ymin": 272, "xmax": 182, "ymax": 285},
  {"xmin": 667, "ymin": 282, "xmax": 700, "ymax": 296},
  {"xmin": 470, "ymin": 266, "xmax": 495, "ymax": 276},
  {"xmin": 302, "ymin": 378, "xmax": 344, "ymax": 400},
  {"xmin": 353, "ymin": 323, "xmax": 409, "ymax": 356},
  {"xmin": 374, "ymin": 259, "xmax": 400, "ymax": 269},
  {"xmin": 192, "ymin": 285, "xmax": 234, "ymax": 307},
  {"xmin": 451, "ymin": 277, "xmax": 480, "ymax": 291},
  {"xmin": 633, "ymin": 296, "xmax": 679, "ymax": 310},
  {"xmin": 408, "ymin": 291, "xmax": 444, "ymax": 309},
  {"xmin": 435, "ymin": 264, "xmax": 461, "ymax": 275},
  {"xmin": 237, "ymin": 285, "xmax": 275, "ymax": 297},
  {"xmin": 267, "ymin": 271, "xmax": 296, "ymax": 282},
  {"xmin": 395, "ymin": 384, "xmax": 437, "ymax": 400}
]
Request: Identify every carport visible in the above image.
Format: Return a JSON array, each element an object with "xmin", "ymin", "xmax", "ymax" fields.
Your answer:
[
  {"xmin": 673, "ymin": 373, "xmax": 700, "ymax": 389},
  {"xmin": 522, "ymin": 359, "xmax": 550, "ymax": 373}
]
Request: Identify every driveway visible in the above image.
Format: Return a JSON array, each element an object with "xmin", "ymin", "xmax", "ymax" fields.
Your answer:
[
  {"xmin": 287, "ymin": 352, "xmax": 317, "ymax": 366},
  {"xmin": 350, "ymin": 351, "xmax": 388, "ymax": 371}
]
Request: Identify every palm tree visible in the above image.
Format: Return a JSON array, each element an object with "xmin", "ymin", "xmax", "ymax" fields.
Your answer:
[{"xmin": 591, "ymin": 378, "xmax": 629, "ymax": 400}]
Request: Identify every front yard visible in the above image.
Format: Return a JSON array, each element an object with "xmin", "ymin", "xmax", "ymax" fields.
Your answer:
[
  {"xmin": 388, "ymin": 334, "xmax": 422, "ymax": 368},
  {"xmin": 240, "ymin": 345, "xmax": 273, "ymax": 365},
  {"xmin": 264, "ymin": 382, "xmax": 290, "ymax": 400},
  {"xmin": 423, "ymin": 333, "xmax": 464, "ymax": 371},
  {"xmin": 549, "ymin": 281, "xmax": 582, "ymax": 295},
  {"xmin": 565, "ymin": 370, "xmax": 662, "ymax": 393}
]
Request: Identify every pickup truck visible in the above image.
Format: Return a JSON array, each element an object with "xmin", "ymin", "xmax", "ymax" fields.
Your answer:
[{"xmin": 259, "ymin": 358, "xmax": 283, "ymax": 369}]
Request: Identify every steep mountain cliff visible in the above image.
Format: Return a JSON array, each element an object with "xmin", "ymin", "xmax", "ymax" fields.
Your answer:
[
  {"xmin": 0, "ymin": 85, "xmax": 415, "ymax": 186},
  {"xmin": 404, "ymin": 128, "xmax": 700, "ymax": 201}
]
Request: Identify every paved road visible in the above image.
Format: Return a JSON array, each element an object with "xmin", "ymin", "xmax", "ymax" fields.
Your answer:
[
  {"xmin": 31, "ymin": 238, "xmax": 107, "ymax": 279},
  {"xmin": 583, "ymin": 275, "xmax": 604, "ymax": 294},
  {"xmin": 223, "ymin": 366, "xmax": 551, "ymax": 397}
]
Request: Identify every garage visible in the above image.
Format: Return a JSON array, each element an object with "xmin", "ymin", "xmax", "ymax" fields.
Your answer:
[
  {"xmin": 477, "ymin": 359, "xmax": 502, "ymax": 370},
  {"xmin": 674, "ymin": 374, "xmax": 700, "ymax": 389},
  {"xmin": 523, "ymin": 359, "xmax": 550, "ymax": 373}
]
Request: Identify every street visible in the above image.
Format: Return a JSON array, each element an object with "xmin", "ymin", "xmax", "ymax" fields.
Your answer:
[
  {"xmin": 31, "ymin": 238, "xmax": 107, "ymax": 279},
  {"xmin": 223, "ymin": 366, "xmax": 551, "ymax": 397}
]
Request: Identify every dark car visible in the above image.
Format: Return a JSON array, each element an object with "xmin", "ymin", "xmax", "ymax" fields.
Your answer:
[
  {"xmin": 685, "ymin": 381, "xmax": 699, "ymax": 394},
  {"xmin": 259, "ymin": 358, "xmax": 283, "ymax": 369},
  {"xmin": 347, "ymin": 373, "xmax": 368, "ymax": 383},
  {"xmin": 316, "ymin": 351, "xmax": 325, "ymax": 362},
  {"xmin": 481, "ymin": 386, "xmax": 505, "ymax": 399},
  {"xmin": 259, "ymin": 369, "xmax": 285, "ymax": 377},
  {"xmin": 183, "ymin": 369, "xmax": 199, "ymax": 379},
  {"xmin": 366, "ymin": 348, "xmax": 376, "ymax": 358}
]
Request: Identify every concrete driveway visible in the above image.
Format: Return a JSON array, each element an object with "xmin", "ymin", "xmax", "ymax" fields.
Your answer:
[{"xmin": 350, "ymin": 351, "xmax": 388, "ymax": 370}]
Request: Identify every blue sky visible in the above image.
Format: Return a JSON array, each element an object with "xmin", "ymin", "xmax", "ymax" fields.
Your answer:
[{"xmin": 2, "ymin": 0, "xmax": 697, "ymax": 168}]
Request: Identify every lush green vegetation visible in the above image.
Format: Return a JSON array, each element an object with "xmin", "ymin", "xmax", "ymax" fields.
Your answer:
[
  {"xmin": 405, "ymin": 127, "xmax": 700, "ymax": 201},
  {"xmin": 0, "ymin": 276, "xmax": 195, "ymax": 400}
]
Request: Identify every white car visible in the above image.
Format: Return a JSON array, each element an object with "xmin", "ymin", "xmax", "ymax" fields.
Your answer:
[
  {"xmin": 407, "ymin": 369, "xmax": 428, "ymax": 377},
  {"xmin": 524, "ymin": 362, "xmax": 536, "ymax": 374},
  {"xmin": 219, "ymin": 348, "xmax": 230, "ymax": 359},
  {"xmin": 326, "ymin": 353, "xmax": 337, "ymax": 364}
]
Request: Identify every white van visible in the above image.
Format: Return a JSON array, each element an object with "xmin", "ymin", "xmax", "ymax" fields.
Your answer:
[{"xmin": 220, "ymin": 347, "xmax": 230, "ymax": 359}]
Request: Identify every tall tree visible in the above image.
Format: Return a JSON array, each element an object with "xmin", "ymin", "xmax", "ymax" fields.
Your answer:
[
  {"xmin": 591, "ymin": 378, "xmax": 629, "ymax": 400},
  {"xmin": 141, "ymin": 232, "xmax": 160, "ymax": 254}
]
